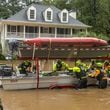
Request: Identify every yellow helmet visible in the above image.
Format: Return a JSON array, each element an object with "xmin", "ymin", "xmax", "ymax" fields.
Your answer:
[
  {"xmin": 96, "ymin": 62, "xmax": 102, "ymax": 68},
  {"xmin": 73, "ymin": 67, "xmax": 81, "ymax": 72},
  {"xmin": 76, "ymin": 60, "xmax": 81, "ymax": 66}
]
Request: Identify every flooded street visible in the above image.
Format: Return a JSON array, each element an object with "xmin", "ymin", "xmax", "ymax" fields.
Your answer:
[{"xmin": 0, "ymin": 87, "xmax": 110, "ymax": 110}]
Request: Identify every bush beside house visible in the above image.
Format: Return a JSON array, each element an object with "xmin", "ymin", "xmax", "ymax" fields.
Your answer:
[{"xmin": 0, "ymin": 53, "xmax": 5, "ymax": 60}]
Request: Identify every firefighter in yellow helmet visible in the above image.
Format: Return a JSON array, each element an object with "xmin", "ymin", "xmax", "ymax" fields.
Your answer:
[
  {"xmin": 88, "ymin": 62, "xmax": 107, "ymax": 89},
  {"xmin": 53, "ymin": 59, "xmax": 69, "ymax": 72},
  {"xmin": 18, "ymin": 60, "xmax": 32, "ymax": 76},
  {"xmin": 73, "ymin": 60, "xmax": 87, "ymax": 89}
]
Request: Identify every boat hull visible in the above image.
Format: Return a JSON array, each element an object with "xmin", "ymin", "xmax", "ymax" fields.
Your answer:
[{"xmin": 1, "ymin": 75, "xmax": 99, "ymax": 90}]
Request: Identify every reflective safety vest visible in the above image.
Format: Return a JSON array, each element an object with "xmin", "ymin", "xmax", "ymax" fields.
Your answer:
[
  {"xmin": 53, "ymin": 62, "xmax": 69, "ymax": 71},
  {"xmin": 73, "ymin": 66, "xmax": 87, "ymax": 79},
  {"xmin": 18, "ymin": 61, "xmax": 31, "ymax": 71}
]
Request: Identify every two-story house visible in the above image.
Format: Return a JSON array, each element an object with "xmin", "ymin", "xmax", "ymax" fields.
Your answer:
[{"xmin": 0, "ymin": 3, "xmax": 89, "ymax": 54}]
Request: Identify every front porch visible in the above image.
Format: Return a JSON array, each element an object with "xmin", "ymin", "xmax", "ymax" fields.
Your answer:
[{"xmin": 6, "ymin": 25, "xmax": 86, "ymax": 39}]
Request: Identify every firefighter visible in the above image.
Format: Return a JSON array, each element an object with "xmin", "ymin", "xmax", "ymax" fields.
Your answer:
[
  {"xmin": 103, "ymin": 61, "xmax": 110, "ymax": 77},
  {"xmin": 107, "ymin": 65, "xmax": 110, "ymax": 77},
  {"xmin": 103, "ymin": 60, "xmax": 109, "ymax": 70},
  {"xmin": 88, "ymin": 62, "xmax": 107, "ymax": 89},
  {"xmin": 53, "ymin": 59, "xmax": 69, "ymax": 72},
  {"xmin": 88, "ymin": 59, "xmax": 96, "ymax": 72},
  {"xmin": 18, "ymin": 60, "xmax": 32, "ymax": 75},
  {"xmin": 73, "ymin": 60, "xmax": 87, "ymax": 89}
]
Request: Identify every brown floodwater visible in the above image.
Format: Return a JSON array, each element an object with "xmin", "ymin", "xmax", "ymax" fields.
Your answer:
[
  {"xmin": 0, "ymin": 87, "xmax": 110, "ymax": 110},
  {"xmin": 0, "ymin": 60, "xmax": 110, "ymax": 110}
]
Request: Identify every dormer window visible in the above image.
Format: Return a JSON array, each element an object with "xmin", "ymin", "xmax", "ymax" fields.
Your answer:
[
  {"xmin": 44, "ymin": 8, "xmax": 53, "ymax": 22},
  {"xmin": 47, "ymin": 11, "xmax": 52, "ymax": 20},
  {"xmin": 30, "ymin": 10, "xmax": 35, "ymax": 19},
  {"xmin": 60, "ymin": 9, "xmax": 69, "ymax": 23},
  {"xmin": 27, "ymin": 6, "xmax": 36, "ymax": 21},
  {"xmin": 62, "ymin": 12, "xmax": 68, "ymax": 21}
]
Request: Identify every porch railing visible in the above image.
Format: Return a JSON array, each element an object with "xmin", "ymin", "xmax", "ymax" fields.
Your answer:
[
  {"xmin": 7, "ymin": 32, "xmax": 75, "ymax": 39},
  {"xmin": 7, "ymin": 32, "xmax": 24, "ymax": 38}
]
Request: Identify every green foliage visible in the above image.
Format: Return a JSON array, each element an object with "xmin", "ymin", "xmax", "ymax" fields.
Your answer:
[
  {"xmin": 43, "ymin": 0, "xmax": 72, "ymax": 10},
  {"xmin": 12, "ymin": 54, "xmax": 18, "ymax": 60},
  {"xmin": 70, "ymin": 0, "xmax": 110, "ymax": 38},
  {"xmin": 76, "ymin": 31, "xmax": 109, "ymax": 40},
  {"xmin": 0, "ymin": 53, "xmax": 5, "ymax": 60},
  {"xmin": 0, "ymin": 0, "xmax": 23, "ymax": 19}
]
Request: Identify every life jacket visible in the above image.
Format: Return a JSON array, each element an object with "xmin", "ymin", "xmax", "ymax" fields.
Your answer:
[
  {"xmin": 18, "ymin": 61, "xmax": 31, "ymax": 71},
  {"xmin": 73, "ymin": 66, "xmax": 86, "ymax": 79},
  {"xmin": 96, "ymin": 69, "xmax": 104, "ymax": 81},
  {"xmin": 56, "ymin": 63, "xmax": 62, "ymax": 71},
  {"xmin": 54, "ymin": 61, "xmax": 69, "ymax": 71},
  {"xmin": 79, "ymin": 65, "xmax": 87, "ymax": 79}
]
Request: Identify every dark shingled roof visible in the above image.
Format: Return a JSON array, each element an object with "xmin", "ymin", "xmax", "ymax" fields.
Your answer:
[{"xmin": 7, "ymin": 3, "xmax": 89, "ymax": 27}]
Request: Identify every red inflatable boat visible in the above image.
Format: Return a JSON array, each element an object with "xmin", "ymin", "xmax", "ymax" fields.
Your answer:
[{"xmin": 24, "ymin": 37, "xmax": 108, "ymax": 47}]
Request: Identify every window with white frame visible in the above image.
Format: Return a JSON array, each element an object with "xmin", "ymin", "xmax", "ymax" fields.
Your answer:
[
  {"xmin": 7, "ymin": 25, "xmax": 16, "ymax": 33},
  {"xmin": 41, "ymin": 27, "xmax": 49, "ymax": 33},
  {"xmin": 60, "ymin": 9, "xmax": 69, "ymax": 23},
  {"xmin": 30, "ymin": 10, "xmax": 35, "ymax": 19},
  {"xmin": 44, "ymin": 8, "xmax": 53, "ymax": 22},
  {"xmin": 7, "ymin": 25, "xmax": 23, "ymax": 33},
  {"xmin": 27, "ymin": 6, "xmax": 36, "ymax": 20},
  {"xmin": 62, "ymin": 12, "xmax": 67, "ymax": 21},
  {"xmin": 47, "ymin": 11, "xmax": 52, "ymax": 20}
]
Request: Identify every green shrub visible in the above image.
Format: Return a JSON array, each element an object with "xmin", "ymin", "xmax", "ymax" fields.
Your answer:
[
  {"xmin": 12, "ymin": 55, "xmax": 18, "ymax": 60},
  {"xmin": 76, "ymin": 31, "xmax": 109, "ymax": 40},
  {"xmin": 0, "ymin": 53, "xmax": 6, "ymax": 60}
]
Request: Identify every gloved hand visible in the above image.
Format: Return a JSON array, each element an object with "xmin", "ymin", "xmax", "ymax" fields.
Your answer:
[{"xmin": 88, "ymin": 74, "xmax": 94, "ymax": 77}]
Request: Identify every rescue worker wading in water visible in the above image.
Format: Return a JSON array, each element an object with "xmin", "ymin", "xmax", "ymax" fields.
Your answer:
[
  {"xmin": 72, "ymin": 60, "xmax": 87, "ymax": 89},
  {"xmin": 18, "ymin": 60, "xmax": 32, "ymax": 76},
  {"xmin": 89, "ymin": 62, "xmax": 107, "ymax": 89}
]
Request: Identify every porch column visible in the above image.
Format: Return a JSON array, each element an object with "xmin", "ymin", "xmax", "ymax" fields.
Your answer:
[
  {"xmin": 71, "ymin": 28, "xmax": 72, "ymax": 37},
  {"xmin": 4, "ymin": 24, "xmax": 7, "ymax": 38},
  {"xmin": 2, "ymin": 24, "xmax": 6, "ymax": 54},
  {"xmin": 5, "ymin": 24, "xmax": 8, "ymax": 53},
  {"xmin": 55, "ymin": 27, "xmax": 57, "ymax": 38},
  {"xmin": 23, "ymin": 25, "xmax": 25, "ymax": 39},
  {"xmin": 85, "ymin": 28, "xmax": 88, "ymax": 35},
  {"xmin": 38, "ymin": 26, "xmax": 41, "ymax": 38}
]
